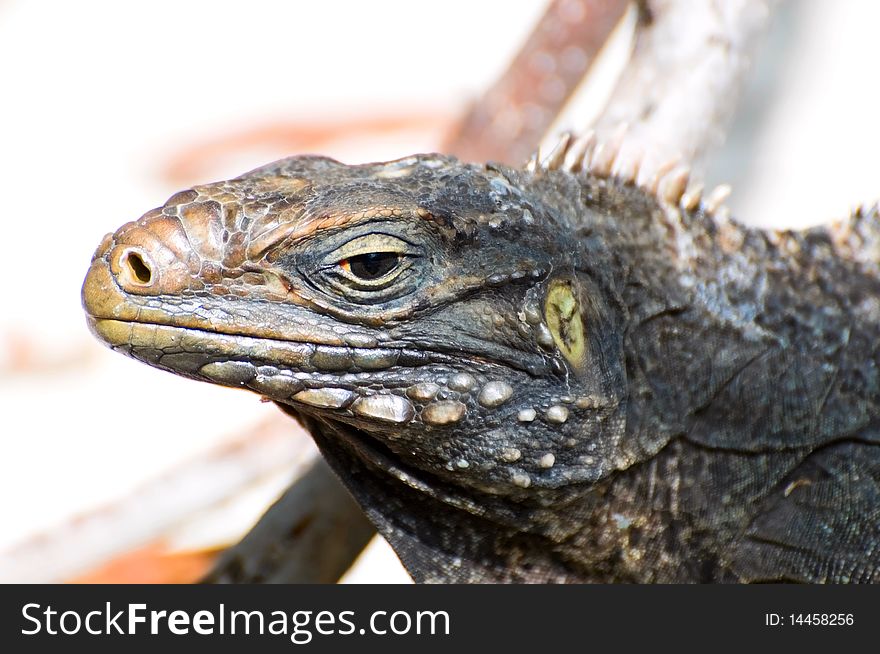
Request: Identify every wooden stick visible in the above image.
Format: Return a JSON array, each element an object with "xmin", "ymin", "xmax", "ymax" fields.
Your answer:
[
  {"xmin": 592, "ymin": 0, "xmax": 778, "ymax": 183},
  {"xmin": 203, "ymin": 458, "xmax": 375, "ymax": 584}
]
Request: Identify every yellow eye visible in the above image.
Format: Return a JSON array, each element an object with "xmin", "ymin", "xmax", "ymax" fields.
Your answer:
[{"xmin": 339, "ymin": 252, "xmax": 402, "ymax": 281}]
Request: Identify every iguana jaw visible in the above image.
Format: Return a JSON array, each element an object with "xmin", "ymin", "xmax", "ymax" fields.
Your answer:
[{"xmin": 85, "ymin": 301, "xmax": 628, "ymax": 495}]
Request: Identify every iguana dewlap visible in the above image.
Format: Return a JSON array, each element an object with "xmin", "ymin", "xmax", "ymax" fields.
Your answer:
[{"xmin": 82, "ymin": 136, "xmax": 880, "ymax": 582}]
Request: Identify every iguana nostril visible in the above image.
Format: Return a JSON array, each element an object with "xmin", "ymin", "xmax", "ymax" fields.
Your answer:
[{"xmin": 119, "ymin": 248, "xmax": 154, "ymax": 287}]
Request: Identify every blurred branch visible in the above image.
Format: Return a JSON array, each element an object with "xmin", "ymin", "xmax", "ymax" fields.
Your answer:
[
  {"xmin": 163, "ymin": 113, "xmax": 450, "ymax": 186},
  {"xmin": 0, "ymin": 330, "xmax": 95, "ymax": 376},
  {"xmin": 70, "ymin": 543, "xmax": 222, "ymax": 584},
  {"xmin": 443, "ymin": 0, "xmax": 631, "ymax": 165},
  {"xmin": 203, "ymin": 458, "xmax": 375, "ymax": 584}
]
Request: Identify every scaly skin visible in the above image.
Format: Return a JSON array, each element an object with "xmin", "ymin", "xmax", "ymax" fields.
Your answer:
[{"xmin": 82, "ymin": 149, "xmax": 880, "ymax": 582}]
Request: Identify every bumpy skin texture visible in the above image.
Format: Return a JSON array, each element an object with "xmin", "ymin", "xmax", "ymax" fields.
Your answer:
[{"xmin": 82, "ymin": 152, "xmax": 880, "ymax": 582}]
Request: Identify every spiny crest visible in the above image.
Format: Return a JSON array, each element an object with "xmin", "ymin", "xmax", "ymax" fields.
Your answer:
[
  {"xmin": 823, "ymin": 202, "xmax": 880, "ymax": 273},
  {"xmin": 527, "ymin": 127, "xmax": 733, "ymax": 218},
  {"xmin": 853, "ymin": 202, "xmax": 880, "ymax": 220}
]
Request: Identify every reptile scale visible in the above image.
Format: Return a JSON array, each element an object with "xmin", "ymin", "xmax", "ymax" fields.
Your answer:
[{"xmin": 81, "ymin": 132, "xmax": 880, "ymax": 583}]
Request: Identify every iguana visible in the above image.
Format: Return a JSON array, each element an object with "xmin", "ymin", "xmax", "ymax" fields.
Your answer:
[{"xmin": 81, "ymin": 133, "xmax": 880, "ymax": 583}]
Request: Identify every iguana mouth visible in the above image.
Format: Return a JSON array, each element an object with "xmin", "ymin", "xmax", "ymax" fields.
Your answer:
[
  {"xmin": 88, "ymin": 316, "xmax": 474, "ymax": 386},
  {"xmin": 86, "ymin": 317, "xmax": 514, "ymax": 430},
  {"xmin": 87, "ymin": 317, "xmax": 462, "ymax": 375}
]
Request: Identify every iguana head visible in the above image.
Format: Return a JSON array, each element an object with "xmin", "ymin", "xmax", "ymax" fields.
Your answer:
[{"xmin": 82, "ymin": 154, "xmax": 629, "ymax": 502}]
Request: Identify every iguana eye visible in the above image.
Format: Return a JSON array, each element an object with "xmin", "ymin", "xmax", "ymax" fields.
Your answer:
[
  {"xmin": 340, "ymin": 252, "xmax": 401, "ymax": 281},
  {"xmin": 320, "ymin": 232, "xmax": 419, "ymax": 296}
]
